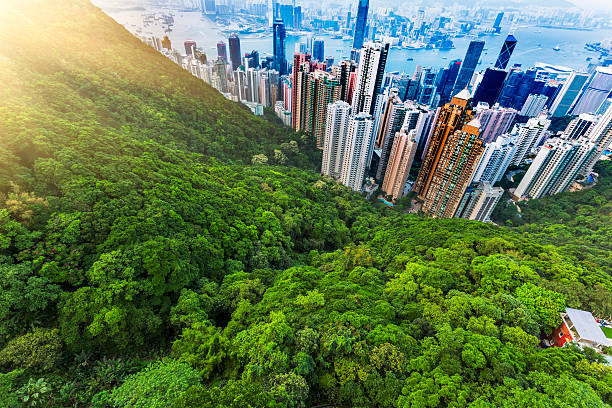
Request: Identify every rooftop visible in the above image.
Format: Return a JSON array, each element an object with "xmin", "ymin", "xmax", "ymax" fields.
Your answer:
[{"xmin": 566, "ymin": 308, "xmax": 611, "ymax": 346}]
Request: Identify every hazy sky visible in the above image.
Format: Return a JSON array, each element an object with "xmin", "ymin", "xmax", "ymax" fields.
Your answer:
[{"xmin": 567, "ymin": 0, "xmax": 612, "ymax": 10}]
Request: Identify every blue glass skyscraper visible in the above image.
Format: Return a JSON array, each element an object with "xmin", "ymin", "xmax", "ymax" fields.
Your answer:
[
  {"xmin": 473, "ymin": 68, "xmax": 507, "ymax": 107},
  {"xmin": 313, "ymin": 39, "xmax": 324, "ymax": 62},
  {"xmin": 452, "ymin": 40, "xmax": 485, "ymax": 95},
  {"xmin": 494, "ymin": 34, "xmax": 517, "ymax": 70},
  {"xmin": 273, "ymin": 18, "xmax": 287, "ymax": 75},
  {"xmin": 493, "ymin": 12, "xmax": 504, "ymax": 33},
  {"xmin": 352, "ymin": 0, "xmax": 369, "ymax": 50}
]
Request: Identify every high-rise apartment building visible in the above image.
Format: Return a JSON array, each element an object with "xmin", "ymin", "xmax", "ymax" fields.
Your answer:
[
  {"xmin": 581, "ymin": 103, "xmax": 612, "ymax": 176},
  {"xmin": 549, "ymin": 71, "xmax": 590, "ymax": 117},
  {"xmin": 570, "ymin": 66, "xmax": 612, "ymax": 115},
  {"xmin": 332, "ymin": 60, "xmax": 358, "ymax": 102},
  {"xmin": 322, "ymin": 101, "xmax": 352, "ymax": 179},
  {"xmin": 351, "ymin": 42, "xmax": 389, "ymax": 116},
  {"xmin": 273, "ymin": 18, "xmax": 287, "ymax": 75},
  {"xmin": 494, "ymin": 34, "xmax": 517, "ymax": 70},
  {"xmin": 452, "ymin": 40, "xmax": 485, "ymax": 95},
  {"xmin": 414, "ymin": 90, "xmax": 485, "ymax": 218},
  {"xmin": 382, "ymin": 127, "xmax": 419, "ymax": 200},
  {"xmin": 563, "ymin": 113, "xmax": 596, "ymax": 140},
  {"xmin": 454, "ymin": 182, "xmax": 503, "ymax": 222},
  {"xmin": 228, "ymin": 33, "xmax": 241, "ymax": 71},
  {"xmin": 352, "ymin": 0, "xmax": 369, "ymax": 50},
  {"xmin": 291, "ymin": 53, "xmax": 312, "ymax": 130},
  {"xmin": 514, "ymin": 137, "xmax": 596, "ymax": 200},
  {"xmin": 470, "ymin": 134, "xmax": 516, "ymax": 184},
  {"xmin": 340, "ymin": 113, "xmax": 375, "ymax": 191},
  {"xmin": 519, "ymin": 94, "xmax": 549, "ymax": 117},
  {"xmin": 184, "ymin": 40, "xmax": 197, "ymax": 56},
  {"xmin": 476, "ymin": 103, "xmax": 517, "ymax": 143},
  {"xmin": 311, "ymin": 71, "xmax": 342, "ymax": 148},
  {"xmin": 375, "ymin": 98, "xmax": 409, "ymax": 180},
  {"xmin": 510, "ymin": 114, "xmax": 551, "ymax": 165},
  {"xmin": 217, "ymin": 41, "xmax": 227, "ymax": 61}
]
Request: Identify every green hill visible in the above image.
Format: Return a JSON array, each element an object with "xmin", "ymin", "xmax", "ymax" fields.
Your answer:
[{"xmin": 0, "ymin": 1, "xmax": 611, "ymax": 407}]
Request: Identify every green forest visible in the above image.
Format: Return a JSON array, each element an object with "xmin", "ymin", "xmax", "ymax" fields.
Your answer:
[{"xmin": 0, "ymin": 0, "xmax": 610, "ymax": 407}]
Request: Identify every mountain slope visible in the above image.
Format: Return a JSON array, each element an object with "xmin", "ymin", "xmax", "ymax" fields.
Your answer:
[{"xmin": 0, "ymin": 1, "xmax": 611, "ymax": 407}]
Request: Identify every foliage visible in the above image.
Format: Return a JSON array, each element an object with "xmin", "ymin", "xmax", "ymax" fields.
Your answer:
[
  {"xmin": 108, "ymin": 360, "xmax": 200, "ymax": 408},
  {"xmin": 0, "ymin": 1, "xmax": 610, "ymax": 407}
]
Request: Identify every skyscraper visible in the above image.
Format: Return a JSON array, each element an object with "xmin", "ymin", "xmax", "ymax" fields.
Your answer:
[
  {"xmin": 291, "ymin": 53, "xmax": 313, "ymax": 131},
  {"xmin": 217, "ymin": 41, "xmax": 227, "ymax": 61},
  {"xmin": 414, "ymin": 90, "xmax": 485, "ymax": 218},
  {"xmin": 162, "ymin": 35, "xmax": 172, "ymax": 51},
  {"xmin": 519, "ymin": 94, "xmax": 549, "ymax": 117},
  {"xmin": 510, "ymin": 114, "xmax": 551, "ymax": 166},
  {"xmin": 470, "ymin": 134, "xmax": 517, "ymax": 184},
  {"xmin": 312, "ymin": 71, "xmax": 342, "ymax": 148},
  {"xmin": 562, "ymin": 113, "xmax": 596, "ymax": 140},
  {"xmin": 332, "ymin": 60, "xmax": 358, "ymax": 102},
  {"xmin": 312, "ymin": 39, "xmax": 325, "ymax": 62},
  {"xmin": 454, "ymin": 182, "xmax": 503, "ymax": 222},
  {"xmin": 452, "ymin": 40, "xmax": 485, "ymax": 95},
  {"xmin": 438, "ymin": 60, "xmax": 462, "ymax": 105},
  {"xmin": 581, "ymin": 103, "xmax": 612, "ymax": 177},
  {"xmin": 375, "ymin": 97, "xmax": 408, "ymax": 180},
  {"xmin": 549, "ymin": 71, "xmax": 590, "ymax": 117},
  {"xmin": 570, "ymin": 66, "xmax": 612, "ymax": 115},
  {"xmin": 245, "ymin": 50, "xmax": 260, "ymax": 68},
  {"xmin": 228, "ymin": 33, "xmax": 241, "ymax": 71},
  {"xmin": 351, "ymin": 42, "xmax": 389, "ymax": 116},
  {"xmin": 494, "ymin": 34, "xmax": 517, "ymax": 70},
  {"xmin": 382, "ymin": 127, "xmax": 419, "ymax": 200},
  {"xmin": 340, "ymin": 113, "xmax": 375, "ymax": 191},
  {"xmin": 476, "ymin": 103, "xmax": 517, "ymax": 143},
  {"xmin": 473, "ymin": 68, "xmax": 507, "ymax": 107},
  {"xmin": 273, "ymin": 18, "xmax": 287, "ymax": 75},
  {"xmin": 514, "ymin": 137, "xmax": 596, "ymax": 200},
  {"xmin": 352, "ymin": 0, "xmax": 369, "ymax": 50},
  {"xmin": 322, "ymin": 101, "xmax": 352, "ymax": 179},
  {"xmin": 184, "ymin": 40, "xmax": 197, "ymax": 56},
  {"xmin": 493, "ymin": 12, "xmax": 504, "ymax": 33}
]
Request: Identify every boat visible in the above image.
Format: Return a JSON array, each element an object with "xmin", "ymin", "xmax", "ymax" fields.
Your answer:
[
  {"xmin": 553, "ymin": 45, "xmax": 560, "ymax": 51},
  {"xmin": 406, "ymin": 57, "xmax": 414, "ymax": 61}
]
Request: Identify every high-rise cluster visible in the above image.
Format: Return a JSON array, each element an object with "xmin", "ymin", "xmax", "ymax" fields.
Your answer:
[{"xmin": 141, "ymin": 1, "xmax": 612, "ymax": 223}]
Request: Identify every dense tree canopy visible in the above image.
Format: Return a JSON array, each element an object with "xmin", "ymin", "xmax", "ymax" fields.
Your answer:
[{"xmin": 0, "ymin": 0, "xmax": 610, "ymax": 407}]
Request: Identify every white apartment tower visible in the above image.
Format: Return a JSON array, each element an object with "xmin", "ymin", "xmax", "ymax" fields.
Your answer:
[
  {"xmin": 514, "ymin": 137, "xmax": 596, "ymax": 200},
  {"xmin": 510, "ymin": 114, "xmax": 551, "ymax": 166},
  {"xmin": 581, "ymin": 103, "xmax": 612, "ymax": 177},
  {"xmin": 454, "ymin": 182, "xmax": 504, "ymax": 222},
  {"xmin": 340, "ymin": 113, "xmax": 375, "ymax": 191},
  {"xmin": 321, "ymin": 101, "xmax": 352, "ymax": 179},
  {"xmin": 519, "ymin": 94, "xmax": 549, "ymax": 118},
  {"xmin": 351, "ymin": 42, "xmax": 390, "ymax": 116},
  {"xmin": 471, "ymin": 134, "xmax": 517, "ymax": 184}
]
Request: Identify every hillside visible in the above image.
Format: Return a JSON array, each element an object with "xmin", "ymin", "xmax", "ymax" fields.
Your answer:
[{"xmin": 0, "ymin": 1, "xmax": 611, "ymax": 407}]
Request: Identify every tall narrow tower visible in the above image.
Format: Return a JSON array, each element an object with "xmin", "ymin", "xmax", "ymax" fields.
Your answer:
[
  {"xmin": 414, "ymin": 89, "xmax": 485, "ymax": 217},
  {"xmin": 352, "ymin": 0, "xmax": 369, "ymax": 50},
  {"xmin": 273, "ymin": 18, "xmax": 287, "ymax": 75},
  {"xmin": 494, "ymin": 34, "xmax": 517, "ymax": 70},
  {"xmin": 351, "ymin": 42, "xmax": 389, "ymax": 116},
  {"xmin": 452, "ymin": 40, "xmax": 485, "ymax": 94}
]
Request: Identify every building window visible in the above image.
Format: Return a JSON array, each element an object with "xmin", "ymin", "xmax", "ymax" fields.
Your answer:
[{"xmin": 558, "ymin": 331, "xmax": 564, "ymax": 338}]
